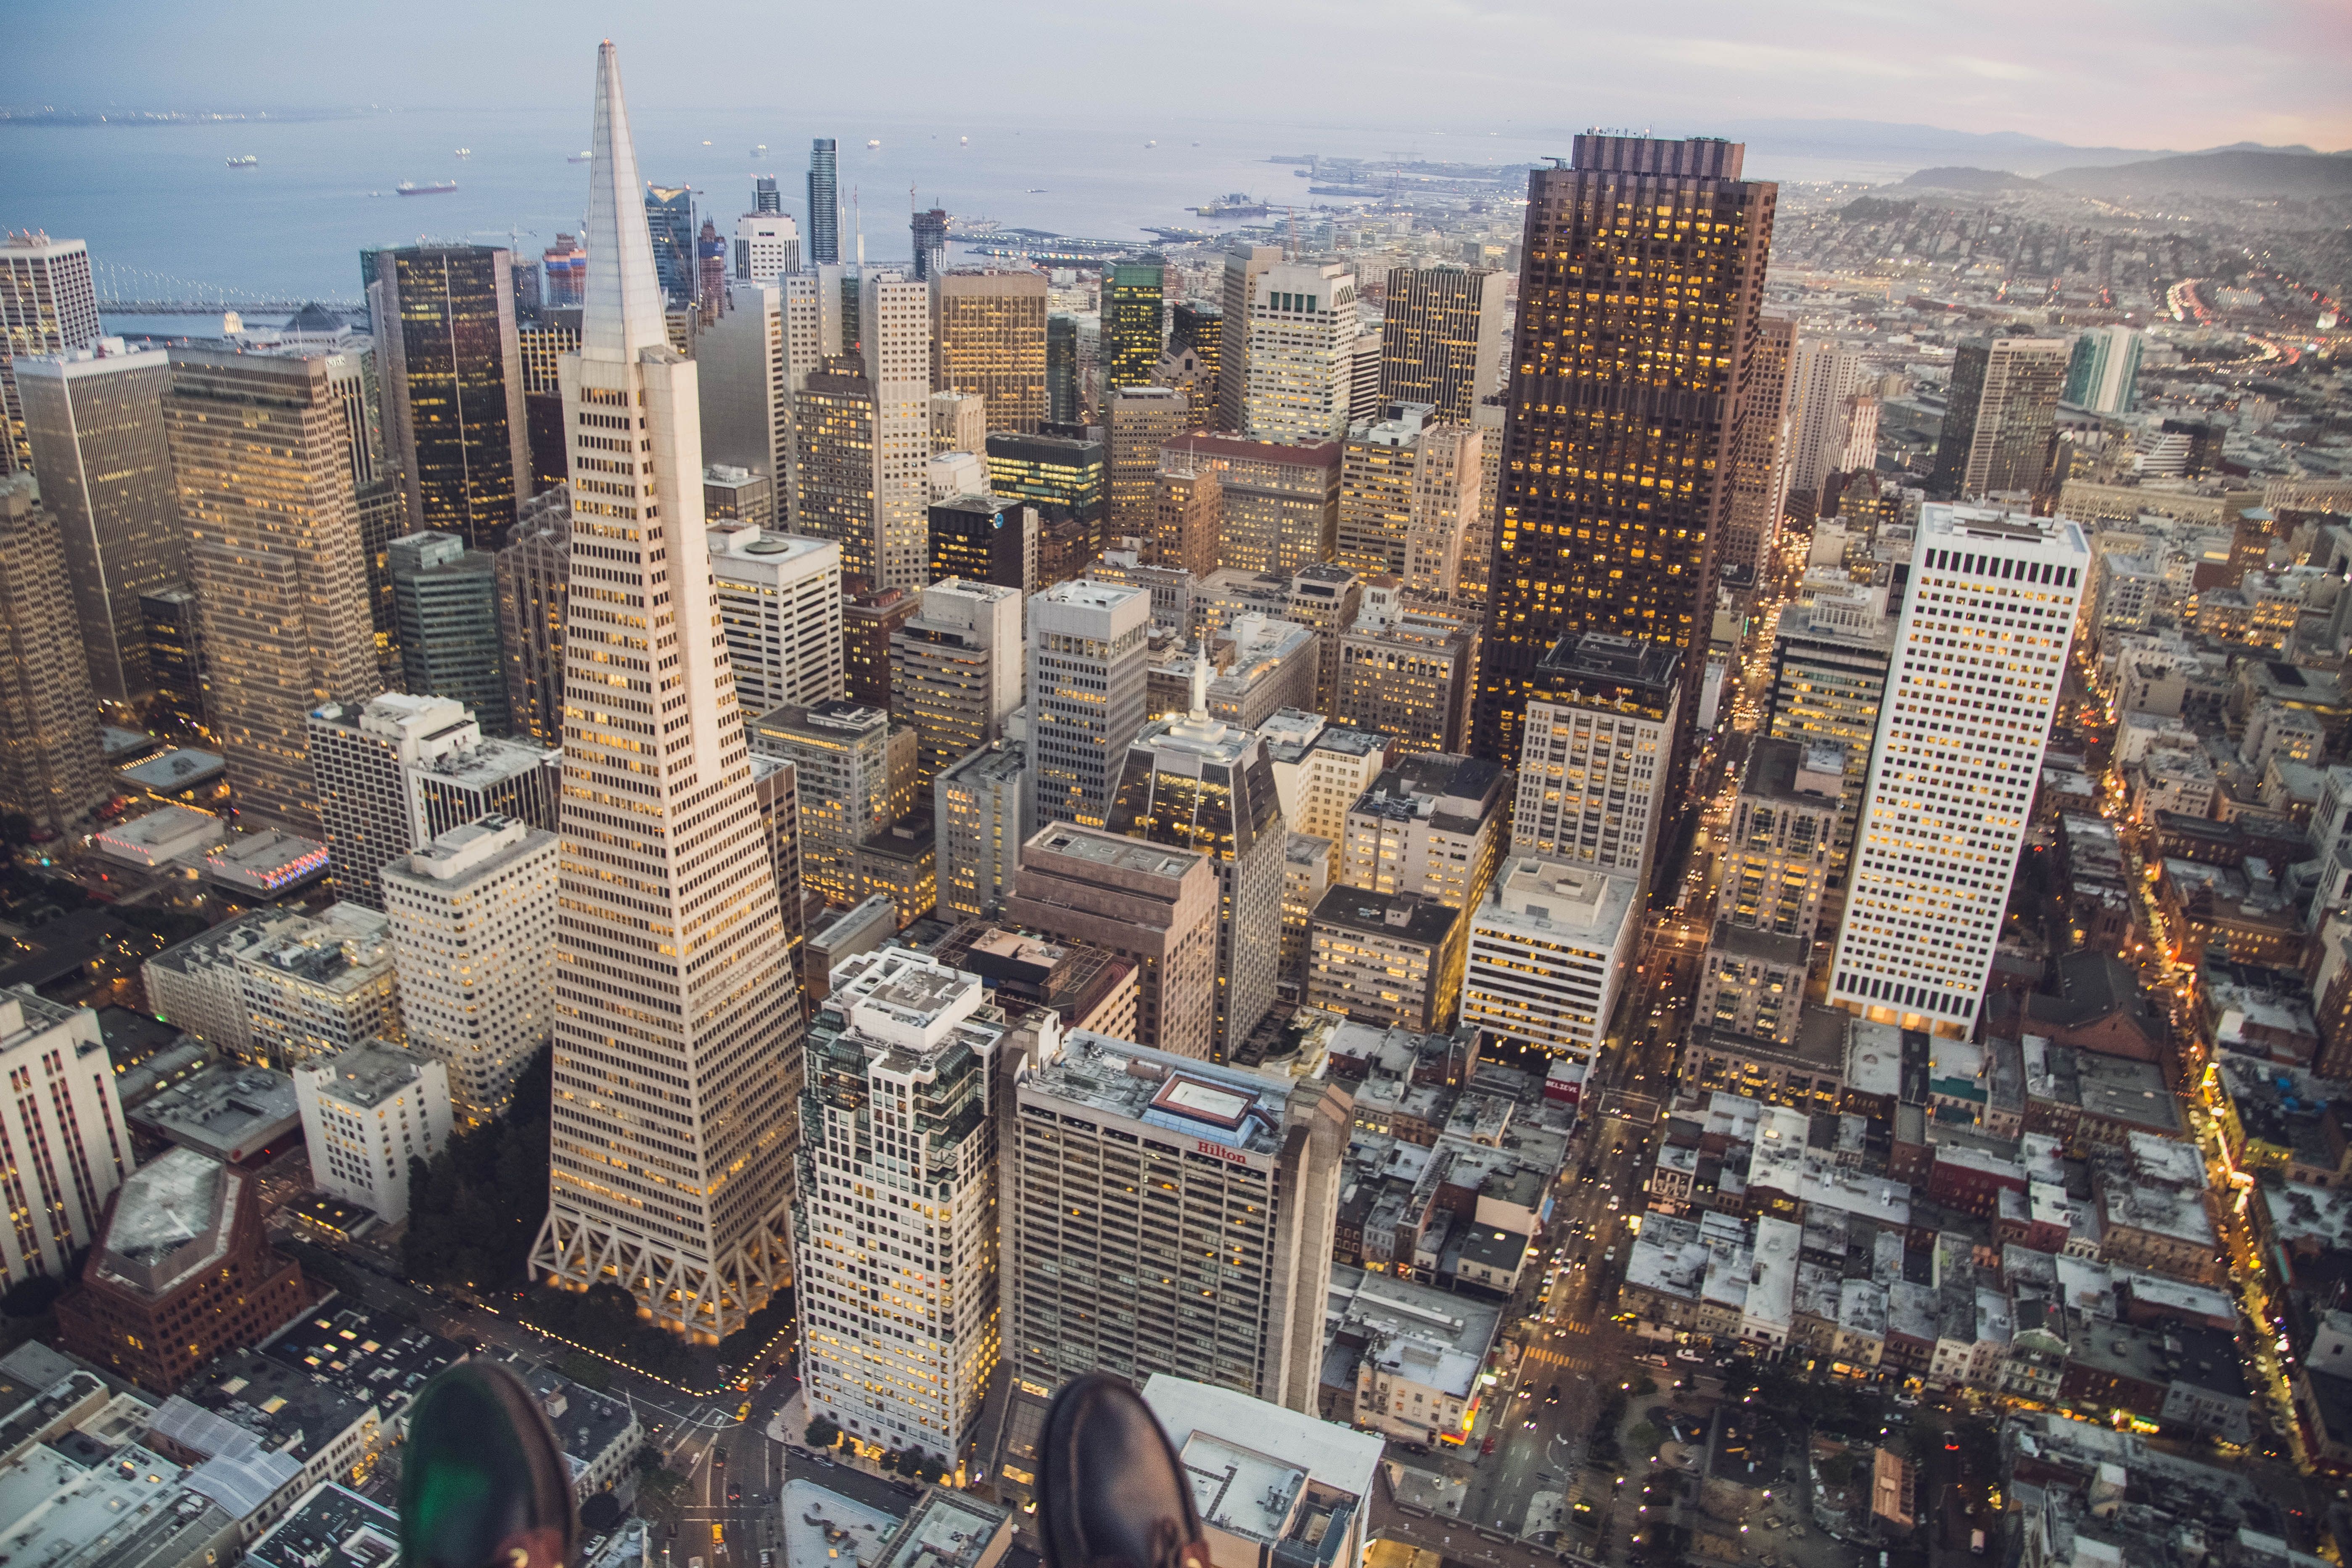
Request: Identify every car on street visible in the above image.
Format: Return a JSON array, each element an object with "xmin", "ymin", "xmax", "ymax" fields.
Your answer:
[{"xmin": 1546, "ymin": 1383, "xmax": 1562, "ymax": 1404}]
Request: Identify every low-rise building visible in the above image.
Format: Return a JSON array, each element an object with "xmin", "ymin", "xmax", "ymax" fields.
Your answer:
[
  {"xmin": 1142, "ymin": 1374, "xmax": 1384, "ymax": 1568},
  {"xmin": 1308, "ymin": 889, "xmax": 1466, "ymax": 1034},
  {"xmin": 291, "ymin": 1045, "xmax": 453, "ymax": 1225},
  {"xmin": 54, "ymin": 1148, "xmax": 308, "ymax": 1395},
  {"xmin": 1319, "ymin": 1265, "xmax": 1501, "ymax": 1450},
  {"xmin": 1460, "ymin": 857, "xmax": 1638, "ymax": 1063}
]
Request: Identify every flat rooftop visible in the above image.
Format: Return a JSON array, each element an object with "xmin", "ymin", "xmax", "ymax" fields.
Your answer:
[
  {"xmin": 1024, "ymin": 1032, "xmax": 1289, "ymax": 1158},
  {"xmin": 1025, "ymin": 825, "xmax": 1204, "ymax": 881},
  {"xmin": 119, "ymin": 750, "xmax": 225, "ymax": 791}
]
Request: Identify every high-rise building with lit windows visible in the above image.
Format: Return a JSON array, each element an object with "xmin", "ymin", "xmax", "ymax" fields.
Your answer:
[
  {"xmin": 932, "ymin": 271, "xmax": 1047, "ymax": 434},
  {"xmin": 797, "ymin": 355, "xmax": 883, "ymax": 582},
  {"xmin": 0, "ymin": 231, "xmax": 102, "ymax": 477},
  {"xmin": 1784, "ymin": 337, "xmax": 1865, "ymax": 508},
  {"xmin": 1764, "ymin": 580, "xmax": 1894, "ymax": 926},
  {"xmin": 936, "ymin": 740, "xmax": 1028, "ymax": 920},
  {"xmin": 1106, "ymin": 385, "xmax": 1190, "ymax": 542},
  {"xmin": 495, "ymin": 486, "xmax": 571, "ymax": 746},
  {"xmin": 1107, "ymin": 710, "xmax": 1284, "ymax": 1063},
  {"xmin": 862, "ymin": 272, "xmax": 935, "ymax": 590},
  {"xmin": 1214, "ymin": 246, "xmax": 1283, "ymax": 434},
  {"xmin": 1720, "ymin": 313, "xmax": 1796, "ymax": 576},
  {"xmin": 1377, "ymin": 264, "xmax": 1506, "ymax": 424},
  {"xmin": 709, "ymin": 529, "xmax": 844, "ymax": 714},
  {"xmin": 1242, "ymin": 262, "xmax": 1360, "ymax": 445},
  {"xmin": 0, "ymin": 481, "xmax": 109, "ymax": 837},
  {"xmin": 165, "ymin": 346, "xmax": 382, "ymax": 835},
  {"xmin": 1101, "ymin": 263, "xmax": 1166, "ymax": 401},
  {"xmin": 1472, "ymin": 135, "xmax": 1777, "ymax": 770},
  {"xmin": 1002, "ymin": 1029, "xmax": 1351, "ymax": 1408},
  {"xmin": 1510, "ymin": 632, "xmax": 1681, "ymax": 890},
  {"xmin": 365, "ymin": 245, "xmax": 533, "ymax": 550},
  {"xmin": 891, "ymin": 579, "xmax": 1024, "ymax": 783},
  {"xmin": 1828, "ymin": 505, "xmax": 2085, "ymax": 1036},
  {"xmin": 16, "ymin": 345, "xmax": 178, "ymax": 711},
  {"xmin": 528, "ymin": 43, "xmax": 805, "ymax": 1343},
  {"xmin": 793, "ymin": 949, "xmax": 1007, "ymax": 1461},
  {"xmin": 1692, "ymin": 738, "xmax": 1842, "ymax": 1046},
  {"xmin": 1026, "ymin": 580, "xmax": 1150, "ymax": 831},
  {"xmin": 0, "ymin": 990, "xmax": 132, "ymax": 1290}
]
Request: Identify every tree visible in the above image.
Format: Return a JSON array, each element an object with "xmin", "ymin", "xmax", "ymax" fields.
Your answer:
[
  {"xmin": 560, "ymin": 1352, "xmax": 613, "ymax": 1391},
  {"xmin": 806, "ymin": 1416, "xmax": 842, "ymax": 1449},
  {"xmin": 581, "ymin": 1493, "xmax": 622, "ymax": 1533}
]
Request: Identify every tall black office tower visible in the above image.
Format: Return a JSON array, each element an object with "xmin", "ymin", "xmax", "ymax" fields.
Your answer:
[
  {"xmin": 808, "ymin": 139, "xmax": 841, "ymax": 265},
  {"xmin": 1470, "ymin": 135, "xmax": 1777, "ymax": 776}
]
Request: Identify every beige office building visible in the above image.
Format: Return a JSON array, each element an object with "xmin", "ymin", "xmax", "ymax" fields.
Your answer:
[
  {"xmin": 0, "ymin": 481, "xmax": 109, "ymax": 836},
  {"xmin": 1106, "ymin": 385, "xmax": 1190, "ymax": 544},
  {"xmin": 165, "ymin": 346, "xmax": 380, "ymax": 834},
  {"xmin": 931, "ymin": 270, "xmax": 1047, "ymax": 434},
  {"xmin": 1005, "ymin": 823, "xmax": 1218, "ymax": 1061}
]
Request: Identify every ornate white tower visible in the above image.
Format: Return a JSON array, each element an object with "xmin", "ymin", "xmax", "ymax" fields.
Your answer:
[{"xmin": 529, "ymin": 42, "xmax": 805, "ymax": 1342}]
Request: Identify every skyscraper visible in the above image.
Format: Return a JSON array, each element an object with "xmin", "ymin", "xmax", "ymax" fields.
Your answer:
[
  {"xmin": 1027, "ymin": 580, "xmax": 1151, "ymax": 830},
  {"xmin": 1214, "ymin": 245, "xmax": 1283, "ymax": 433},
  {"xmin": 0, "ymin": 992, "xmax": 132, "ymax": 1290},
  {"xmin": 542, "ymin": 234, "xmax": 587, "ymax": 307},
  {"xmin": 495, "ymin": 486, "xmax": 570, "ymax": 746},
  {"xmin": 307, "ymin": 691, "xmax": 481, "ymax": 910},
  {"xmin": 529, "ymin": 44, "xmax": 805, "ymax": 1343},
  {"xmin": 1827, "ymin": 504, "xmax": 2085, "ymax": 1035},
  {"xmin": 698, "ymin": 282, "xmax": 790, "ymax": 528},
  {"xmin": 793, "ymin": 949, "xmax": 1007, "ymax": 1460},
  {"xmin": 1242, "ymin": 262, "xmax": 1361, "ymax": 444},
  {"xmin": 890, "ymin": 579, "xmax": 1024, "ymax": 781},
  {"xmin": 749, "ymin": 701, "xmax": 917, "ymax": 906},
  {"xmin": 389, "ymin": 531, "xmax": 510, "ymax": 734},
  {"xmin": 795, "ymin": 354, "xmax": 883, "ymax": 582},
  {"xmin": 1101, "ymin": 262, "xmax": 1166, "ymax": 400},
  {"xmin": 1784, "ymin": 338, "xmax": 1866, "ymax": 508},
  {"xmin": 644, "ymin": 184, "xmax": 695, "ymax": 302},
  {"xmin": 752, "ymin": 175, "xmax": 783, "ymax": 215},
  {"xmin": 1378, "ymin": 264, "xmax": 1506, "ymax": 423},
  {"xmin": 1954, "ymin": 338, "xmax": 2068, "ymax": 500},
  {"xmin": 1510, "ymin": 632, "xmax": 1682, "ymax": 889},
  {"xmin": 863, "ymin": 272, "xmax": 935, "ymax": 590},
  {"xmin": 935, "ymin": 740, "xmax": 1028, "ymax": 920},
  {"xmin": 2064, "ymin": 326, "xmax": 2143, "ymax": 415},
  {"xmin": 1335, "ymin": 404, "xmax": 1480, "ymax": 590},
  {"xmin": 928, "ymin": 494, "xmax": 1037, "ymax": 592},
  {"xmin": 382, "ymin": 813, "xmax": 559, "ymax": 1126},
  {"xmin": 1105, "ymin": 385, "xmax": 1190, "ymax": 541},
  {"xmin": 1719, "ymin": 313, "xmax": 1797, "ymax": 577},
  {"xmin": 1158, "ymin": 434, "xmax": 1339, "ymax": 576},
  {"xmin": 1002, "ymin": 1030, "xmax": 1350, "ymax": 1408},
  {"xmin": 1005, "ymin": 824, "xmax": 1219, "ymax": 1061},
  {"xmin": 0, "ymin": 232, "xmax": 102, "ymax": 476},
  {"xmin": 931, "ymin": 270, "xmax": 1048, "ymax": 434},
  {"xmin": 367, "ymin": 245, "xmax": 533, "ymax": 550},
  {"xmin": 710, "ymin": 529, "xmax": 845, "ymax": 714},
  {"xmin": 807, "ymin": 140, "xmax": 841, "ymax": 266},
  {"xmin": 1928, "ymin": 342, "xmax": 1990, "ymax": 499},
  {"xmin": 910, "ymin": 206, "xmax": 949, "ymax": 282},
  {"xmin": 1471, "ymin": 135, "xmax": 1776, "ymax": 771},
  {"xmin": 733, "ymin": 212, "xmax": 801, "ymax": 284},
  {"xmin": 0, "ymin": 481, "xmax": 109, "ymax": 837},
  {"xmin": 1107, "ymin": 708, "xmax": 1285, "ymax": 1062},
  {"xmin": 166, "ymin": 347, "xmax": 381, "ymax": 834},
  {"xmin": 1046, "ymin": 313, "xmax": 1079, "ymax": 425},
  {"xmin": 15, "ymin": 344, "xmax": 180, "ymax": 711}
]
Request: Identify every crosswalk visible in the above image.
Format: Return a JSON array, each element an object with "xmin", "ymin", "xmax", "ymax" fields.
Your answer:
[{"xmin": 1522, "ymin": 1342, "xmax": 1594, "ymax": 1370}]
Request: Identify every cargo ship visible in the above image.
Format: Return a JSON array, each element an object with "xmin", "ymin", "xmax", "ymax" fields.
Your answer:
[
  {"xmin": 397, "ymin": 180, "xmax": 458, "ymax": 196},
  {"xmin": 1193, "ymin": 193, "xmax": 1269, "ymax": 218},
  {"xmin": 568, "ymin": 151, "xmax": 592, "ymax": 163},
  {"xmin": 226, "ymin": 155, "xmax": 257, "ymax": 168}
]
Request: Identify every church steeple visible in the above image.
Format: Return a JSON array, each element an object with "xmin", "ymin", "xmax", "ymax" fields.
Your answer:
[{"xmin": 581, "ymin": 40, "xmax": 668, "ymax": 361}]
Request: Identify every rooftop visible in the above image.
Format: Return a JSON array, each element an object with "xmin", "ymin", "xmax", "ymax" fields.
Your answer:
[
  {"xmin": 1311, "ymin": 888, "xmax": 1461, "ymax": 947},
  {"xmin": 869, "ymin": 1487, "xmax": 1010, "ymax": 1568},
  {"xmin": 1023, "ymin": 1032, "xmax": 1292, "ymax": 1160},
  {"xmin": 117, "ymin": 750, "xmax": 225, "ymax": 792},
  {"xmin": 129, "ymin": 1062, "xmax": 300, "ymax": 1164},
  {"xmin": 87, "ymin": 1148, "xmax": 232, "ymax": 1299},
  {"xmin": 296, "ymin": 1044, "xmax": 434, "ymax": 1113}
]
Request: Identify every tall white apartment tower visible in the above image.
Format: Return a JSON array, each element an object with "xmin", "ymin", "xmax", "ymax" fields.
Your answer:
[
  {"xmin": 1784, "ymin": 338, "xmax": 1865, "ymax": 504},
  {"xmin": 528, "ymin": 44, "xmax": 806, "ymax": 1343},
  {"xmin": 1242, "ymin": 262, "xmax": 1360, "ymax": 445},
  {"xmin": 1828, "ymin": 504, "xmax": 2086, "ymax": 1036},
  {"xmin": 1026, "ymin": 580, "xmax": 1151, "ymax": 831},
  {"xmin": 381, "ymin": 814, "xmax": 560, "ymax": 1126},
  {"xmin": 862, "ymin": 272, "xmax": 933, "ymax": 589},
  {"xmin": 795, "ymin": 950, "xmax": 1008, "ymax": 1461}
]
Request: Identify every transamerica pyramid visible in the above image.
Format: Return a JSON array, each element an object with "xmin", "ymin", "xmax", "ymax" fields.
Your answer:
[{"xmin": 529, "ymin": 41, "xmax": 805, "ymax": 1342}]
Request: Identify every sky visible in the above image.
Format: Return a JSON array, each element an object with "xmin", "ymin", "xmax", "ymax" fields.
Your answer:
[{"xmin": 5, "ymin": 0, "xmax": 2351, "ymax": 156}]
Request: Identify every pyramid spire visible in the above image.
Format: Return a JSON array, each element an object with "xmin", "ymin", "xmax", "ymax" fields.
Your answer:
[{"xmin": 581, "ymin": 40, "xmax": 668, "ymax": 360}]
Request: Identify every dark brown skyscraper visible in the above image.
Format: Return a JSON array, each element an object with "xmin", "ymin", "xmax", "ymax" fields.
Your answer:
[
  {"xmin": 367, "ymin": 245, "xmax": 533, "ymax": 552},
  {"xmin": 1472, "ymin": 135, "xmax": 1776, "ymax": 770}
]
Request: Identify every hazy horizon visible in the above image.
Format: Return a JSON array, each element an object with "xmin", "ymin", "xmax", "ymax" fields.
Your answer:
[{"xmin": 4, "ymin": 0, "xmax": 2348, "ymax": 156}]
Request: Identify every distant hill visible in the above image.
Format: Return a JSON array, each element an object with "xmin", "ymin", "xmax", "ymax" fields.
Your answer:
[
  {"xmin": 1897, "ymin": 167, "xmax": 2045, "ymax": 192},
  {"xmin": 2042, "ymin": 149, "xmax": 2352, "ymax": 200}
]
